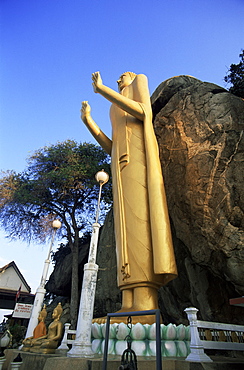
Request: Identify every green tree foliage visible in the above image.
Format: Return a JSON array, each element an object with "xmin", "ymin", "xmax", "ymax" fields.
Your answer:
[
  {"xmin": 0, "ymin": 140, "xmax": 112, "ymax": 327},
  {"xmin": 224, "ymin": 49, "xmax": 244, "ymax": 98}
]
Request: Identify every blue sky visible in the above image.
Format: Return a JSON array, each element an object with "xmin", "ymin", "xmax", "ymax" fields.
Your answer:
[{"xmin": 0, "ymin": 0, "xmax": 243, "ymax": 320}]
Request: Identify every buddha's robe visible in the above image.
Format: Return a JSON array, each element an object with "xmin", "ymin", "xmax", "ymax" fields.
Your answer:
[
  {"xmin": 110, "ymin": 74, "xmax": 177, "ymax": 289},
  {"xmin": 32, "ymin": 321, "xmax": 46, "ymax": 339}
]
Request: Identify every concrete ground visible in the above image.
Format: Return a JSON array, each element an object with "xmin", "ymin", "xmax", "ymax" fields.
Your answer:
[{"xmin": 3, "ymin": 349, "xmax": 244, "ymax": 370}]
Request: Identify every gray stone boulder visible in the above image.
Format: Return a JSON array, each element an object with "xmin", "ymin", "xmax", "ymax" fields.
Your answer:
[
  {"xmin": 45, "ymin": 241, "xmax": 89, "ymax": 296},
  {"xmin": 152, "ymin": 76, "xmax": 244, "ymax": 324}
]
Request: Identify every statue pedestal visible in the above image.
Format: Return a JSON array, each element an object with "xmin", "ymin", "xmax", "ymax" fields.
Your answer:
[{"xmin": 60, "ymin": 322, "xmax": 191, "ymax": 357}]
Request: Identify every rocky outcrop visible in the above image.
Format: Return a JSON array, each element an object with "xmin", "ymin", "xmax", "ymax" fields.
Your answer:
[
  {"xmin": 153, "ymin": 76, "xmax": 244, "ymax": 324},
  {"xmin": 94, "ymin": 209, "xmax": 121, "ymax": 318},
  {"xmin": 45, "ymin": 241, "xmax": 89, "ymax": 296},
  {"xmin": 47, "ymin": 76, "xmax": 244, "ymax": 325}
]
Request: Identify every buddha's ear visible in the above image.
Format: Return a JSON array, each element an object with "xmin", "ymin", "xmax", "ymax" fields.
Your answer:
[{"xmin": 132, "ymin": 74, "xmax": 151, "ymax": 112}]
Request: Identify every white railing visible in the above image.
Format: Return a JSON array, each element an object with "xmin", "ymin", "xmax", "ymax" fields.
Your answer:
[
  {"xmin": 57, "ymin": 323, "xmax": 76, "ymax": 352},
  {"xmin": 185, "ymin": 307, "xmax": 244, "ymax": 362}
]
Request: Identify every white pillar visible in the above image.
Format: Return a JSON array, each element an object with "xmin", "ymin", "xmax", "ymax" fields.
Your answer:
[
  {"xmin": 24, "ymin": 220, "xmax": 61, "ymax": 339},
  {"xmin": 67, "ymin": 170, "xmax": 109, "ymax": 358},
  {"xmin": 184, "ymin": 307, "xmax": 212, "ymax": 362},
  {"xmin": 24, "ymin": 286, "xmax": 46, "ymax": 339},
  {"xmin": 11, "ymin": 363, "xmax": 23, "ymax": 370},
  {"xmin": 0, "ymin": 358, "xmax": 5, "ymax": 370},
  {"xmin": 67, "ymin": 223, "xmax": 100, "ymax": 357}
]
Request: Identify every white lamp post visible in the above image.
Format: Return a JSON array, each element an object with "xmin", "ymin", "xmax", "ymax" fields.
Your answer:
[
  {"xmin": 68, "ymin": 170, "xmax": 109, "ymax": 358},
  {"xmin": 24, "ymin": 219, "xmax": 62, "ymax": 339}
]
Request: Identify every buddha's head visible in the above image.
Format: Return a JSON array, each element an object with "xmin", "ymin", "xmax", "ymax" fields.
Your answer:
[
  {"xmin": 38, "ymin": 304, "xmax": 47, "ymax": 322},
  {"xmin": 52, "ymin": 302, "xmax": 63, "ymax": 320},
  {"xmin": 117, "ymin": 72, "xmax": 136, "ymax": 91}
]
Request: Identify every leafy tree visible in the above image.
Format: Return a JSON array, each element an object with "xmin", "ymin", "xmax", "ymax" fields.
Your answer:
[
  {"xmin": 0, "ymin": 140, "xmax": 112, "ymax": 328},
  {"xmin": 224, "ymin": 49, "xmax": 244, "ymax": 98}
]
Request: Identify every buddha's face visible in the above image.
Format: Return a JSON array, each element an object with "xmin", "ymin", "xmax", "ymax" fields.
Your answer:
[
  {"xmin": 52, "ymin": 309, "xmax": 58, "ymax": 319},
  {"xmin": 117, "ymin": 73, "xmax": 133, "ymax": 91}
]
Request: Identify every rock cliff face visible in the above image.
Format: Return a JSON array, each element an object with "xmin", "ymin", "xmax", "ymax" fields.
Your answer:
[
  {"xmin": 46, "ymin": 241, "xmax": 89, "ymax": 296},
  {"xmin": 47, "ymin": 76, "xmax": 244, "ymax": 325},
  {"xmin": 151, "ymin": 76, "xmax": 244, "ymax": 324}
]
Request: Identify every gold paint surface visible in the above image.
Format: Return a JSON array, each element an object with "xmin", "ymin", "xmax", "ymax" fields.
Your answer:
[
  {"xmin": 82, "ymin": 72, "xmax": 177, "ymax": 320},
  {"xmin": 27, "ymin": 303, "xmax": 63, "ymax": 354}
]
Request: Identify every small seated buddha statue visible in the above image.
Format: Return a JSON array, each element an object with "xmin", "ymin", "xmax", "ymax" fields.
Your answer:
[
  {"xmin": 22, "ymin": 305, "xmax": 47, "ymax": 352},
  {"xmin": 29, "ymin": 302, "xmax": 63, "ymax": 354}
]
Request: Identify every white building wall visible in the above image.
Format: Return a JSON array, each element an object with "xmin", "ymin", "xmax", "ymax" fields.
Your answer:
[{"xmin": 0, "ymin": 266, "xmax": 29, "ymax": 292}]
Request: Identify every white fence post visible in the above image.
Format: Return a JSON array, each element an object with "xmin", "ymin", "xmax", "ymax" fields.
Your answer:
[
  {"xmin": 57, "ymin": 322, "xmax": 71, "ymax": 352},
  {"xmin": 184, "ymin": 307, "xmax": 212, "ymax": 362}
]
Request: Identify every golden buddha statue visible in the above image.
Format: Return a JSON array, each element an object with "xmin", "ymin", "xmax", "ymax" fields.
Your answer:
[
  {"xmin": 29, "ymin": 302, "xmax": 63, "ymax": 354},
  {"xmin": 81, "ymin": 71, "xmax": 177, "ymax": 324},
  {"xmin": 22, "ymin": 305, "xmax": 47, "ymax": 352}
]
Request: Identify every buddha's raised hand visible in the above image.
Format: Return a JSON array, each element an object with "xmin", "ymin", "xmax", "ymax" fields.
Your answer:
[
  {"xmin": 81, "ymin": 101, "xmax": 91, "ymax": 122},
  {"xmin": 92, "ymin": 71, "xmax": 103, "ymax": 93}
]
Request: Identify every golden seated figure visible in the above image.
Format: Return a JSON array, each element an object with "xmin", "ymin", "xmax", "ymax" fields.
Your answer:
[
  {"xmin": 29, "ymin": 302, "xmax": 63, "ymax": 354},
  {"xmin": 22, "ymin": 305, "xmax": 47, "ymax": 352}
]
